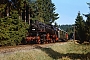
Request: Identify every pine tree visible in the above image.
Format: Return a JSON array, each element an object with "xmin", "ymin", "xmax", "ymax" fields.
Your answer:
[
  {"xmin": 0, "ymin": 10, "xmax": 29, "ymax": 46},
  {"xmin": 75, "ymin": 11, "xmax": 85, "ymax": 43},
  {"xmin": 54, "ymin": 22, "xmax": 58, "ymax": 27},
  {"xmin": 84, "ymin": 3, "xmax": 90, "ymax": 42},
  {"xmin": 84, "ymin": 13, "xmax": 90, "ymax": 42},
  {"xmin": 29, "ymin": 0, "xmax": 59, "ymax": 24}
]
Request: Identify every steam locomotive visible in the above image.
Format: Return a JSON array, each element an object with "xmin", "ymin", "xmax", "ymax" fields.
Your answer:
[{"xmin": 25, "ymin": 20, "xmax": 68, "ymax": 44}]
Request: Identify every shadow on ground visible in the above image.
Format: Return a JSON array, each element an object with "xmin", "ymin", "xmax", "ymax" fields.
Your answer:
[{"xmin": 35, "ymin": 46, "xmax": 90, "ymax": 60}]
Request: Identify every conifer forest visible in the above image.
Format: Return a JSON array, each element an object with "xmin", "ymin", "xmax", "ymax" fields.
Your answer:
[{"xmin": 0, "ymin": 0, "xmax": 90, "ymax": 46}]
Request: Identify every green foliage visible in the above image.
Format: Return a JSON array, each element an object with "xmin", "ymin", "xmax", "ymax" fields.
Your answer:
[
  {"xmin": 75, "ymin": 11, "xmax": 85, "ymax": 43},
  {"xmin": 0, "ymin": 11, "xmax": 29, "ymax": 46},
  {"xmin": 59, "ymin": 24, "xmax": 74, "ymax": 39},
  {"xmin": 84, "ymin": 2, "xmax": 90, "ymax": 41},
  {"xmin": 75, "ymin": 10, "xmax": 90, "ymax": 43},
  {"xmin": 74, "ymin": 3, "xmax": 90, "ymax": 43},
  {"xmin": 59, "ymin": 25, "xmax": 73, "ymax": 32},
  {"xmin": 0, "ymin": 0, "xmax": 59, "ymax": 24},
  {"xmin": 85, "ymin": 15, "xmax": 90, "ymax": 41},
  {"xmin": 0, "ymin": 0, "xmax": 59, "ymax": 46},
  {"xmin": 29, "ymin": 0, "xmax": 59, "ymax": 24}
]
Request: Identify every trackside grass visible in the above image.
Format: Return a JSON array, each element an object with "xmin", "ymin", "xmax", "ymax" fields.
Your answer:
[{"xmin": 0, "ymin": 41, "xmax": 90, "ymax": 60}]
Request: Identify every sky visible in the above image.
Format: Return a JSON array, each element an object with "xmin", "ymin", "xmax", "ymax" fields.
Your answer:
[{"xmin": 52, "ymin": 0, "xmax": 90, "ymax": 25}]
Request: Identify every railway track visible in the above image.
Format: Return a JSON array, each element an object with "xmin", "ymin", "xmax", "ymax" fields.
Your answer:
[{"xmin": 0, "ymin": 41, "xmax": 67, "ymax": 54}]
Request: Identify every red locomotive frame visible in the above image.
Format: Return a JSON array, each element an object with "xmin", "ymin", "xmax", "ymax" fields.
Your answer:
[{"xmin": 25, "ymin": 20, "xmax": 68, "ymax": 44}]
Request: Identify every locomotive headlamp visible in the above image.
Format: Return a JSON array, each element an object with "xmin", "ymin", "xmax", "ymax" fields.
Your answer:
[{"xmin": 32, "ymin": 29, "xmax": 35, "ymax": 30}]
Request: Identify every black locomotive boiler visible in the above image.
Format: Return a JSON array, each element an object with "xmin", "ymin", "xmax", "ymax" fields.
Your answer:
[{"xmin": 25, "ymin": 20, "xmax": 68, "ymax": 44}]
